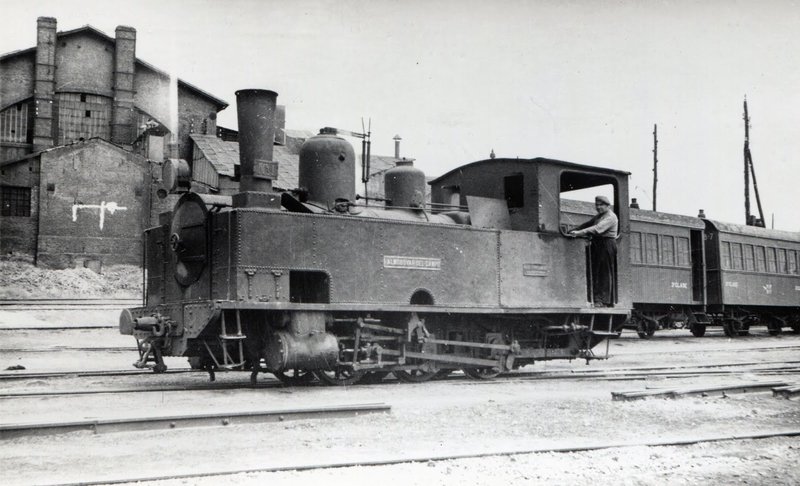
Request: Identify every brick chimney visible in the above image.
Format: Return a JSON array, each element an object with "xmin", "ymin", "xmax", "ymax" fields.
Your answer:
[
  {"xmin": 112, "ymin": 26, "xmax": 136, "ymax": 147},
  {"xmin": 33, "ymin": 17, "xmax": 57, "ymax": 152}
]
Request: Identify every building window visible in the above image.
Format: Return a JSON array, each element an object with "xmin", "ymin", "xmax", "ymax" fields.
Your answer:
[
  {"xmin": 755, "ymin": 246, "xmax": 766, "ymax": 273},
  {"xmin": 721, "ymin": 241, "xmax": 731, "ymax": 269},
  {"xmin": 56, "ymin": 92, "xmax": 111, "ymax": 144},
  {"xmin": 731, "ymin": 243, "xmax": 743, "ymax": 270},
  {"xmin": 645, "ymin": 233, "xmax": 659, "ymax": 264},
  {"xmin": 743, "ymin": 244, "xmax": 755, "ymax": 271},
  {"xmin": 0, "ymin": 185, "xmax": 31, "ymax": 217},
  {"xmin": 766, "ymin": 248, "xmax": 777, "ymax": 273},
  {"xmin": 677, "ymin": 237, "xmax": 690, "ymax": 267},
  {"xmin": 661, "ymin": 235, "xmax": 675, "ymax": 266},
  {"xmin": 0, "ymin": 99, "xmax": 33, "ymax": 144},
  {"xmin": 630, "ymin": 232, "xmax": 642, "ymax": 264}
]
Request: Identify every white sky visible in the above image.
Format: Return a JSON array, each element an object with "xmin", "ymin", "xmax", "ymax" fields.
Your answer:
[{"xmin": 1, "ymin": 0, "xmax": 798, "ymax": 230}]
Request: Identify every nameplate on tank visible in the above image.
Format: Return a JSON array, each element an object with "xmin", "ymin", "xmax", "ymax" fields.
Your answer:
[
  {"xmin": 522, "ymin": 263, "xmax": 548, "ymax": 277},
  {"xmin": 383, "ymin": 256, "xmax": 442, "ymax": 271}
]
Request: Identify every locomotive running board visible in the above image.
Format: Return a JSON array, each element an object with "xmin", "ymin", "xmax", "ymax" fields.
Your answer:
[{"xmin": 214, "ymin": 301, "xmax": 630, "ymax": 316}]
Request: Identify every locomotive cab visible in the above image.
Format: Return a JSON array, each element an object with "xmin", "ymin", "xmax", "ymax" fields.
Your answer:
[{"xmin": 429, "ymin": 158, "xmax": 631, "ymax": 309}]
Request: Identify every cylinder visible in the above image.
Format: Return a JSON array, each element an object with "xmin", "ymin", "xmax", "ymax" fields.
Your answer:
[
  {"xmin": 384, "ymin": 160, "xmax": 426, "ymax": 208},
  {"xmin": 299, "ymin": 130, "xmax": 356, "ymax": 208},
  {"xmin": 235, "ymin": 89, "xmax": 278, "ymax": 193},
  {"xmin": 265, "ymin": 331, "xmax": 340, "ymax": 372}
]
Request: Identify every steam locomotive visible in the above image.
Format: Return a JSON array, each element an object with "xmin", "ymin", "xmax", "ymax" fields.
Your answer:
[{"xmin": 119, "ymin": 89, "xmax": 632, "ymax": 384}]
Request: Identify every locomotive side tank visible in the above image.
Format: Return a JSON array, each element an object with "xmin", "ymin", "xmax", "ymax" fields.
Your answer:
[{"xmin": 121, "ymin": 88, "xmax": 632, "ymax": 384}]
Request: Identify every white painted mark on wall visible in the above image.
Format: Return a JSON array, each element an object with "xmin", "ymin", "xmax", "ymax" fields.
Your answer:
[
  {"xmin": 763, "ymin": 283, "xmax": 773, "ymax": 295},
  {"xmin": 72, "ymin": 201, "xmax": 128, "ymax": 230}
]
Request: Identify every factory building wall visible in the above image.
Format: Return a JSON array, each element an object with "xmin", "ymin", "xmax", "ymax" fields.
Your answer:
[
  {"xmin": 35, "ymin": 140, "xmax": 151, "ymax": 268},
  {"xmin": 0, "ymin": 158, "xmax": 40, "ymax": 258}
]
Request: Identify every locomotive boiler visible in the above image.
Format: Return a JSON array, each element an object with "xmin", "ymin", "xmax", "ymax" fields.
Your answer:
[{"xmin": 120, "ymin": 88, "xmax": 632, "ymax": 385}]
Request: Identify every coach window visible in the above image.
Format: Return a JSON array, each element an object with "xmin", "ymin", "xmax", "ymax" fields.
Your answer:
[
  {"xmin": 790, "ymin": 251, "xmax": 799, "ymax": 275},
  {"xmin": 677, "ymin": 237, "xmax": 690, "ymax": 267},
  {"xmin": 630, "ymin": 232, "xmax": 642, "ymax": 263},
  {"xmin": 662, "ymin": 235, "xmax": 675, "ymax": 266},
  {"xmin": 777, "ymin": 249, "xmax": 787, "ymax": 274},
  {"xmin": 766, "ymin": 248, "xmax": 777, "ymax": 273},
  {"xmin": 743, "ymin": 244, "xmax": 755, "ymax": 271},
  {"xmin": 731, "ymin": 243, "xmax": 743, "ymax": 270},
  {"xmin": 755, "ymin": 246, "xmax": 766, "ymax": 272},
  {"xmin": 645, "ymin": 234, "xmax": 659, "ymax": 264},
  {"xmin": 721, "ymin": 242, "xmax": 732, "ymax": 269}
]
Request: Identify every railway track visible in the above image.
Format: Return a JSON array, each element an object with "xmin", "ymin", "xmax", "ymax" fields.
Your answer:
[
  {"xmin": 0, "ymin": 402, "xmax": 391, "ymax": 440},
  {"xmin": 2, "ymin": 360, "xmax": 798, "ymax": 400},
  {"xmin": 0, "ymin": 298, "xmax": 141, "ymax": 311},
  {"xmin": 48, "ymin": 429, "xmax": 800, "ymax": 486}
]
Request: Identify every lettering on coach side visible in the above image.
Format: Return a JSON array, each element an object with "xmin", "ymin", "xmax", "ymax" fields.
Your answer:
[
  {"xmin": 383, "ymin": 256, "xmax": 442, "ymax": 271},
  {"xmin": 670, "ymin": 282, "xmax": 688, "ymax": 289},
  {"xmin": 724, "ymin": 281, "xmax": 739, "ymax": 288}
]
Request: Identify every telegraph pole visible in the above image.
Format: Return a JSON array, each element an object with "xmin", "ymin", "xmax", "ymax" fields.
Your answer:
[
  {"xmin": 652, "ymin": 124, "xmax": 658, "ymax": 211},
  {"xmin": 743, "ymin": 98, "xmax": 765, "ymax": 227},
  {"xmin": 743, "ymin": 99, "xmax": 751, "ymax": 224}
]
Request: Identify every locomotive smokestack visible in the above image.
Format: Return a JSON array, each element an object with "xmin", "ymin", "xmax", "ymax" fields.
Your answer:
[{"xmin": 236, "ymin": 89, "xmax": 278, "ymax": 193}]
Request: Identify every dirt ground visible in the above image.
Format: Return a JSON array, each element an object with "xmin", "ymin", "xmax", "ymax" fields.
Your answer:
[
  {"xmin": 0, "ymin": 260, "xmax": 141, "ymax": 299},
  {"xmin": 0, "ymin": 310, "xmax": 799, "ymax": 486}
]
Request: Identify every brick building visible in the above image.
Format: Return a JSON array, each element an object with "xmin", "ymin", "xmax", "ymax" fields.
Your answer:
[
  {"xmin": 0, "ymin": 17, "xmax": 227, "ymax": 267},
  {"xmin": 1, "ymin": 17, "xmax": 414, "ymax": 269}
]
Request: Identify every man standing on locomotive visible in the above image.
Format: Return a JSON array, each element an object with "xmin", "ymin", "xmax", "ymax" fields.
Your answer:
[{"xmin": 568, "ymin": 196, "xmax": 618, "ymax": 307}]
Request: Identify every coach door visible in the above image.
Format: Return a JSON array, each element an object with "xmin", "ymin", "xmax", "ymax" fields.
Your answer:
[{"xmin": 690, "ymin": 230, "xmax": 705, "ymax": 303}]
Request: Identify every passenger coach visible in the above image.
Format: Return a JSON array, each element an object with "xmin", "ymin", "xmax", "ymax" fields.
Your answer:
[{"xmin": 704, "ymin": 220, "xmax": 800, "ymax": 336}]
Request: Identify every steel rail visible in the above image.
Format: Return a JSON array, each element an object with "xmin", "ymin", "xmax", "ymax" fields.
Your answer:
[
  {"xmin": 0, "ymin": 381, "xmax": 282, "ymax": 399},
  {"xmin": 0, "ymin": 346, "xmax": 136, "ymax": 353},
  {"xmin": 2, "ymin": 363, "xmax": 798, "ymax": 400},
  {"xmin": 43, "ymin": 429, "xmax": 800, "ymax": 486},
  {"xmin": 0, "ymin": 368, "xmax": 194, "ymax": 381},
  {"xmin": 0, "ymin": 403, "xmax": 391, "ymax": 440}
]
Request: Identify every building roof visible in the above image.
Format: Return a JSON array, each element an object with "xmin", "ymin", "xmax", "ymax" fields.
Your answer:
[
  {"xmin": 0, "ymin": 137, "xmax": 145, "ymax": 168},
  {"xmin": 560, "ymin": 199, "xmax": 706, "ymax": 229},
  {"xmin": 428, "ymin": 157, "xmax": 631, "ymax": 185},
  {"xmin": 0, "ymin": 24, "xmax": 228, "ymax": 110},
  {"xmin": 189, "ymin": 133, "xmax": 400, "ymax": 192},
  {"xmin": 705, "ymin": 219, "xmax": 800, "ymax": 244}
]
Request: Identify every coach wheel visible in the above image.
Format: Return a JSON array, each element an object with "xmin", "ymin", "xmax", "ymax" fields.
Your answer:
[
  {"xmin": 314, "ymin": 367, "xmax": 364, "ymax": 386},
  {"xmin": 463, "ymin": 367, "xmax": 502, "ymax": 380},
  {"xmin": 636, "ymin": 321, "xmax": 657, "ymax": 339},
  {"xmin": 792, "ymin": 323, "xmax": 800, "ymax": 335},
  {"xmin": 690, "ymin": 324, "xmax": 706, "ymax": 337},
  {"xmin": 395, "ymin": 368, "xmax": 439, "ymax": 383},
  {"xmin": 273, "ymin": 369, "xmax": 316, "ymax": 386},
  {"xmin": 723, "ymin": 320, "xmax": 743, "ymax": 338},
  {"xmin": 766, "ymin": 320, "xmax": 782, "ymax": 336},
  {"xmin": 739, "ymin": 322, "xmax": 751, "ymax": 336}
]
